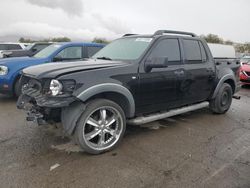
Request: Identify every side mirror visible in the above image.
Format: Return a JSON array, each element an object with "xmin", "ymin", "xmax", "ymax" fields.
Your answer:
[
  {"xmin": 145, "ymin": 57, "xmax": 168, "ymax": 72},
  {"xmin": 53, "ymin": 56, "xmax": 63, "ymax": 62}
]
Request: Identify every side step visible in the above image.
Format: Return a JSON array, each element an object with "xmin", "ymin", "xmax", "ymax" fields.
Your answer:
[{"xmin": 127, "ymin": 102, "xmax": 209, "ymax": 125}]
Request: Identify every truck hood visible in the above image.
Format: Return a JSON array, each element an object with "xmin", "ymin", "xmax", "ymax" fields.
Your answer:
[
  {"xmin": 22, "ymin": 59, "xmax": 130, "ymax": 79},
  {"xmin": 0, "ymin": 56, "xmax": 46, "ymax": 67}
]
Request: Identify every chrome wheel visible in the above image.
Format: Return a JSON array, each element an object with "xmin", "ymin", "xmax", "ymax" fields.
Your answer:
[{"xmin": 82, "ymin": 106, "xmax": 124, "ymax": 151}]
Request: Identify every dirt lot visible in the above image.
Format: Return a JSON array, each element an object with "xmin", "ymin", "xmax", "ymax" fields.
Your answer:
[{"xmin": 0, "ymin": 88, "xmax": 250, "ymax": 188}]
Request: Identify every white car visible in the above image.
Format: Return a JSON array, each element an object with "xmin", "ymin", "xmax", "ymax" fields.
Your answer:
[{"xmin": 0, "ymin": 43, "xmax": 30, "ymax": 58}]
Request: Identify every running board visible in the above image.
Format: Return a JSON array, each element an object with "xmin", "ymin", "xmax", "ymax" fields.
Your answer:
[{"xmin": 127, "ymin": 102, "xmax": 209, "ymax": 125}]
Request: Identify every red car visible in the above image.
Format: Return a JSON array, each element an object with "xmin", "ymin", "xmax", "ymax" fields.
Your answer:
[{"xmin": 239, "ymin": 56, "xmax": 250, "ymax": 85}]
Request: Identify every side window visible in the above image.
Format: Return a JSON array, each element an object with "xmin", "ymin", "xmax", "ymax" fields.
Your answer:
[
  {"xmin": 7, "ymin": 44, "xmax": 22, "ymax": 50},
  {"xmin": 0, "ymin": 44, "xmax": 8, "ymax": 50},
  {"xmin": 55, "ymin": 46, "xmax": 82, "ymax": 60},
  {"xmin": 87, "ymin": 46, "xmax": 102, "ymax": 57},
  {"xmin": 183, "ymin": 39, "xmax": 204, "ymax": 64},
  {"xmin": 149, "ymin": 39, "xmax": 181, "ymax": 64}
]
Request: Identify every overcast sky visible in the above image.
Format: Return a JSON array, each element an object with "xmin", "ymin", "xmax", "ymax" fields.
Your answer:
[{"xmin": 0, "ymin": 0, "xmax": 249, "ymax": 43}]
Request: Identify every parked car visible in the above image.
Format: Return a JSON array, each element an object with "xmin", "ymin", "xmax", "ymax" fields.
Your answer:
[
  {"xmin": 240, "ymin": 56, "xmax": 250, "ymax": 66},
  {"xmin": 0, "ymin": 42, "xmax": 104, "ymax": 96},
  {"xmin": 17, "ymin": 30, "xmax": 241, "ymax": 154},
  {"xmin": 0, "ymin": 43, "xmax": 52, "ymax": 58},
  {"xmin": 239, "ymin": 56, "xmax": 250, "ymax": 85},
  {"xmin": 0, "ymin": 42, "xmax": 29, "ymax": 56}
]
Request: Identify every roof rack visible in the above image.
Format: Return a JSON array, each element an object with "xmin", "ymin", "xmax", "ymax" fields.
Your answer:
[
  {"xmin": 154, "ymin": 30, "xmax": 197, "ymax": 37},
  {"xmin": 123, "ymin": 34, "xmax": 137, "ymax": 37}
]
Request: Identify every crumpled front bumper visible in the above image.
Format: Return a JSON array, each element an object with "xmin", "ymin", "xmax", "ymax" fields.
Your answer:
[
  {"xmin": 17, "ymin": 94, "xmax": 47, "ymax": 125},
  {"xmin": 17, "ymin": 93, "xmax": 76, "ymax": 125}
]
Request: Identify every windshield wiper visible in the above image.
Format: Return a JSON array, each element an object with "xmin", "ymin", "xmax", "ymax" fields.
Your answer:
[{"xmin": 96, "ymin": 56, "xmax": 112, "ymax": 61}]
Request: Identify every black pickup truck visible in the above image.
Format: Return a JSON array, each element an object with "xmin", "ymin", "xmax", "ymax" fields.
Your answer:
[{"xmin": 17, "ymin": 30, "xmax": 241, "ymax": 154}]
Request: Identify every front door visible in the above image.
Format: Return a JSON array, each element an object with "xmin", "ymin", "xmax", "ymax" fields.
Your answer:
[
  {"xmin": 53, "ymin": 46, "xmax": 83, "ymax": 62},
  {"xmin": 137, "ymin": 38, "xmax": 185, "ymax": 114}
]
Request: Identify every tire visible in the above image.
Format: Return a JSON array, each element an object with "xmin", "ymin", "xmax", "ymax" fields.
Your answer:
[
  {"xmin": 209, "ymin": 83, "xmax": 233, "ymax": 114},
  {"xmin": 75, "ymin": 99, "xmax": 126, "ymax": 154},
  {"xmin": 14, "ymin": 77, "xmax": 22, "ymax": 97}
]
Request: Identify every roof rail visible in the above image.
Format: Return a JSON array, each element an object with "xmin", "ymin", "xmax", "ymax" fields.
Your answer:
[
  {"xmin": 154, "ymin": 30, "xmax": 197, "ymax": 37},
  {"xmin": 123, "ymin": 34, "xmax": 137, "ymax": 37}
]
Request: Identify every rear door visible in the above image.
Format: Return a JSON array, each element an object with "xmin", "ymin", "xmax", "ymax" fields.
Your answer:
[
  {"xmin": 181, "ymin": 39, "xmax": 215, "ymax": 105},
  {"xmin": 138, "ymin": 38, "xmax": 185, "ymax": 114}
]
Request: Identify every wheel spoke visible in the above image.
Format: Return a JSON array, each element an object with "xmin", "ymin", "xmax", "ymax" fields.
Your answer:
[
  {"xmin": 100, "ymin": 109, "xmax": 107, "ymax": 123},
  {"xmin": 105, "ymin": 128, "xmax": 116, "ymax": 137},
  {"xmin": 85, "ymin": 129, "xmax": 101, "ymax": 141},
  {"xmin": 87, "ymin": 117, "xmax": 100, "ymax": 127},
  {"xmin": 105, "ymin": 116, "xmax": 116, "ymax": 127},
  {"xmin": 98, "ymin": 132, "xmax": 105, "ymax": 146}
]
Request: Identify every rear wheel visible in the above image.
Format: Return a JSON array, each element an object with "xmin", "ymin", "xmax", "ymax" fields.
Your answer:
[
  {"xmin": 75, "ymin": 99, "xmax": 126, "ymax": 154},
  {"xmin": 209, "ymin": 83, "xmax": 233, "ymax": 114}
]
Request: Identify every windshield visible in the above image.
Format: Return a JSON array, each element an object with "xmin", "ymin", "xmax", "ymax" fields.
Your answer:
[
  {"xmin": 93, "ymin": 37, "xmax": 152, "ymax": 60},
  {"xmin": 34, "ymin": 44, "xmax": 62, "ymax": 58}
]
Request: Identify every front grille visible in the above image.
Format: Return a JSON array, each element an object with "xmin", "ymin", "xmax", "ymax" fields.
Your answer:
[
  {"xmin": 241, "ymin": 79, "xmax": 250, "ymax": 83},
  {"xmin": 245, "ymin": 71, "xmax": 250, "ymax": 77}
]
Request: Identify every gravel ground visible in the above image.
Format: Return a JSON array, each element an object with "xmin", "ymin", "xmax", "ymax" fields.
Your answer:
[{"xmin": 0, "ymin": 87, "xmax": 250, "ymax": 188}]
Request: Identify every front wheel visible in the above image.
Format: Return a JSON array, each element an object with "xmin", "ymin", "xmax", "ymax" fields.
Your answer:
[
  {"xmin": 75, "ymin": 99, "xmax": 126, "ymax": 154},
  {"xmin": 209, "ymin": 83, "xmax": 233, "ymax": 114}
]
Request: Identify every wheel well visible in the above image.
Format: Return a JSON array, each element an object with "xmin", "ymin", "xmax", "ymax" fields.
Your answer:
[
  {"xmin": 86, "ymin": 92, "xmax": 132, "ymax": 118},
  {"xmin": 224, "ymin": 79, "xmax": 235, "ymax": 93},
  {"xmin": 12, "ymin": 75, "xmax": 21, "ymax": 94}
]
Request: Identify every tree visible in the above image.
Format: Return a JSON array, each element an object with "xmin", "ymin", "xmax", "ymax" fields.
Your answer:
[
  {"xmin": 51, "ymin": 37, "xmax": 71, "ymax": 42},
  {"xmin": 235, "ymin": 43, "xmax": 250, "ymax": 53},
  {"xmin": 201, "ymin": 34, "xmax": 224, "ymax": 44},
  {"xmin": 92, "ymin": 37, "xmax": 110, "ymax": 44},
  {"xmin": 224, "ymin": 40, "xmax": 233, "ymax": 45},
  {"xmin": 19, "ymin": 37, "xmax": 34, "ymax": 43}
]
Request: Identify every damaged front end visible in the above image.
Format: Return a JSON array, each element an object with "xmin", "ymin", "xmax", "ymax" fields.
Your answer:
[
  {"xmin": 17, "ymin": 94, "xmax": 47, "ymax": 125},
  {"xmin": 17, "ymin": 75, "xmax": 76, "ymax": 126}
]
